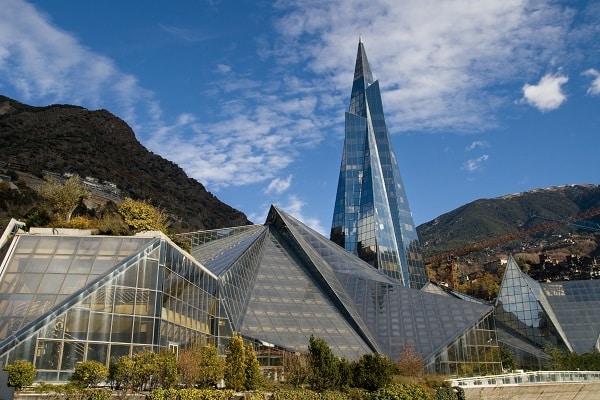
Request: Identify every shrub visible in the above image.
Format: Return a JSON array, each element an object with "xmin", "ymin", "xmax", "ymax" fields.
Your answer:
[
  {"xmin": 434, "ymin": 386, "xmax": 457, "ymax": 400},
  {"xmin": 70, "ymin": 361, "xmax": 108, "ymax": 388},
  {"xmin": 352, "ymin": 353, "xmax": 394, "ymax": 391},
  {"xmin": 271, "ymin": 388, "xmax": 320, "ymax": 400},
  {"xmin": 148, "ymin": 388, "xmax": 234, "ymax": 400},
  {"xmin": 3, "ymin": 360, "xmax": 36, "ymax": 390},
  {"xmin": 371, "ymin": 382, "xmax": 432, "ymax": 400},
  {"xmin": 68, "ymin": 216, "xmax": 98, "ymax": 229}
]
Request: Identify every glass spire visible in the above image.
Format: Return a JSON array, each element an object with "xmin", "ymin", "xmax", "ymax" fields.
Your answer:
[{"xmin": 331, "ymin": 40, "xmax": 428, "ymax": 289}]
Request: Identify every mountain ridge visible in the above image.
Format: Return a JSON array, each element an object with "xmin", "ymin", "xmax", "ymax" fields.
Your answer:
[
  {"xmin": 417, "ymin": 183, "xmax": 600, "ymax": 259},
  {"xmin": 1, "ymin": 95, "xmax": 598, "ymax": 262},
  {"xmin": 0, "ymin": 95, "xmax": 250, "ymax": 232}
]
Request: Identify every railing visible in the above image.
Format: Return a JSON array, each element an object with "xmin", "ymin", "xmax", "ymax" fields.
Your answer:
[
  {"xmin": 449, "ymin": 371, "xmax": 600, "ymax": 387},
  {"xmin": 0, "ymin": 218, "xmax": 24, "ymax": 250}
]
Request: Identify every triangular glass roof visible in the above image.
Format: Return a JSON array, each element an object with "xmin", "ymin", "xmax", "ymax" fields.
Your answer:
[
  {"xmin": 189, "ymin": 225, "xmax": 265, "ymax": 276},
  {"xmin": 238, "ymin": 227, "xmax": 374, "ymax": 359},
  {"xmin": 218, "ymin": 230, "xmax": 267, "ymax": 329},
  {"xmin": 204, "ymin": 205, "xmax": 493, "ymax": 362},
  {"xmin": 495, "ymin": 255, "xmax": 566, "ymax": 349},
  {"xmin": 0, "ymin": 234, "xmax": 154, "ymax": 342},
  {"xmin": 541, "ymin": 280, "xmax": 600, "ymax": 353}
]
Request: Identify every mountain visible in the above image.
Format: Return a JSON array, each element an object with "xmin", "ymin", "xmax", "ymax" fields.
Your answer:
[
  {"xmin": 0, "ymin": 95, "xmax": 250, "ymax": 232},
  {"xmin": 417, "ymin": 184, "xmax": 600, "ymax": 260}
]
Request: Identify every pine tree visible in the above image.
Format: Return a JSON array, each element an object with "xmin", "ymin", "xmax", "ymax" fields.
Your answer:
[
  {"xmin": 308, "ymin": 335, "xmax": 340, "ymax": 392},
  {"xmin": 244, "ymin": 343, "xmax": 263, "ymax": 390},
  {"xmin": 224, "ymin": 333, "xmax": 246, "ymax": 391},
  {"xmin": 198, "ymin": 344, "xmax": 224, "ymax": 388}
]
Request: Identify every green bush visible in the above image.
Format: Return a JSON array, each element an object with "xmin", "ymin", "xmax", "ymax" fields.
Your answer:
[
  {"xmin": 319, "ymin": 390, "xmax": 349, "ymax": 400},
  {"xmin": 83, "ymin": 388, "xmax": 112, "ymax": 400},
  {"xmin": 272, "ymin": 388, "xmax": 320, "ymax": 400},
  {"xmin": 371, "ymin": 382, "xmax": 432, "ymax": 400},
  {"xmin": 3, "ymin": 360, "xmax": 36, "ymax": 390},
  {"xmin": 70, "ymin": 361, "xmax": 108, "ymax": 388},
  {"xmin": 434, "ymin": 386, "xmax": 457, "ymax": 400},
  {"xmin": 352, "ymin": 353, "xmax": 394, "ymax": 391},
  {"xmin": 36, "ymin": 386, "xmax": 111, "ymax": 400},
  {"xmin": 342, "ymin": 387, "xmax": 369, "ymax": 399},
  {"xmin": 148, "ymin": 388, "xmax": 234, "ymax": 400}
]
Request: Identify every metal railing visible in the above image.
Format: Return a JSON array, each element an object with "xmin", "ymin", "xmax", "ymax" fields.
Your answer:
[{"xmin": 449, "ymin": 371, "xmax": 600, "ymax": 387}]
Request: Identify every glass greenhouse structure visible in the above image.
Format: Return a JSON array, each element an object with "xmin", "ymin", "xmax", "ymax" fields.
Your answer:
[
  {"xmin": 496, "ymin": 255, "xmax": 600, "ymax": 367},
  {"xmin": 0, "ymin": 207, "xmax": 502, "ymax": 382}
]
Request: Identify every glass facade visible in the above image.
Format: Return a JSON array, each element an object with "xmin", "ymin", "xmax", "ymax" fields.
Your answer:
[
  {"xmin": 496, "ymin": 255, "xmax": 600, "ymax": 362},
  {"xmin": 0, "ymin": 234, "xmax": 224, "ymax": 382},
  {"xmin": 0, "ymin": 207, "xmax": 501, "ymax": 381},
  {"xmin": 331, "ymin": 40, "xmax": 428, "ymax": 289},
  {"xmin": 208, "ymin": 205, "xmax": 500, "ymax": 374}
]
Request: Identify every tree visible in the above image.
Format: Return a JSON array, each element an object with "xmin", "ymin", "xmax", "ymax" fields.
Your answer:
[
  {"xmin": 109, "ymin": 356, "xmax": 136, "ymax": 391},
  {"xmin": 156, "ymin": 350, "xmax": 179, "ymax": 389},
  {"xmin": 3, "ymin": 360, "xmax": 36, "ymax": 390},
  {"xmin": 176, "ymin": 347, "xmax": 201, "ymax": 388},
  {"xmin": 499, "ymin": 345, "xmax": 517, "ymax": 371},
  {"xmin": 308, "ymin": 335, "xmax": 339, "ymax": 392},
  {"xmin": 37, "ymin": 175, "xmax": 89, "ymax": 223},
  {"xmin": 353, "ymin": 353, "xmax": 394, "ymax": 391},
  {"xmin": 337, "ymin": 358, "xmax": 353, "ymax": 389},
  {"xmin": 132, "ymin": 350, "xmax": 160, "ymax": 391},
  {"xmin": 283, "ymin": 352, "xmax": 310, "ymax": 388},
  {"xmin": 244, "ymin": 343, "xmax": 263, "ymax": 390},
  {"xmin": 117, "ymin": 198, "xmax": 169, "ymax": 234},
  {"xmin": 543, "ymin": 346, "xmax": 566, "ymax": 370},
  {"xmin": 224, "ymin": 333, "xmax": 246, "ymax": 391},
  {"xmin": 397, "ymin": 345, "xmax": 424, "ymax": 377},
  {"xmin": 70, "ymin": 360, "xmax": 108, "ymax": 388},
  {"xmin": 198, "ymin": 344, "xmax": 224, "ymax": 388},
  {"xmin": 176, "ymin": 344, "xmax": 224, "ymax": 389}
]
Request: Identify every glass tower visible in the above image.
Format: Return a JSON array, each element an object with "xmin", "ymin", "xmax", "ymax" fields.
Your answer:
[{"xmin": 331, "ymin": 39, "xmax": 428, "ymax": 289}]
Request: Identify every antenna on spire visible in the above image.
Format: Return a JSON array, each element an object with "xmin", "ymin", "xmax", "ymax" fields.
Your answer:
[{"xmin": 359, "ymin": 34, "xmax": 362, "ymax": 43}]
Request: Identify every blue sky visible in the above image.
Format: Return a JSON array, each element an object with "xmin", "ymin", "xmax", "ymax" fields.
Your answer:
[{"xmin": 1, "ymin": 0, "xmax": 599, "ymax": 234}]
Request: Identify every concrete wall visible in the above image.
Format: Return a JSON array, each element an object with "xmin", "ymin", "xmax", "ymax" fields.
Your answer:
[{"xmin": 464, "ymin": 383, "xmax": 600, "ymax": 400}]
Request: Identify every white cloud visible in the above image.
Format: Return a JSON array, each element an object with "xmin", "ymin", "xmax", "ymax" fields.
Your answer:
[
  {"xmin": 264, "ymin": 175, "xmax": 293, "ymax": 195},
  {"xmin": 583, "ymin": 69, "xmax": 600, "ymax": 95},
  {"xmin": 1, "ymin": 0, "xmax": 594, "ymax": 197},
  {"xmin": 521, "ymin": 73, "xmax": 569, "ymax": 112},
  {"xmin": 277, "ymin": 195, "xmax": 327, "ymax": 235},
  {"xmin": 270, "ymin": 0, "xmax": 577, "ymax": 132},
  {"xmin": 463, "ymin": 155, "xmax": 489, "ymax": 172},
  {"xmin": 0, "ymin": 0, "xmax": 159, "ymax": 130},
  {"xmin": 216, "ymin": 63, "xmax": 232, "ymax": 74},
  {"xmin": 158, "ymin": 24, "xmax": 210, "ymax": 42},
  {"xmin": 0, "ymin": 0, "xmax": 326, "ymax": 192},
  {"xmin": 246, "ymin": 193, "xmax": 327, "ymax": 233},
  {"xmin": 465, "ymin": 141, "xmax": 489, "ymax": 152}
]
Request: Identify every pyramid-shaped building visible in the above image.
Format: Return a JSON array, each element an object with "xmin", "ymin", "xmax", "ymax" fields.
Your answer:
[
  {"xmin": 496, "ymin": 255, "xmax": 600, "ymax": 359},
  {"xmin": 0, "ymin": 209, "xmax": 502, "ymax": 382},
  {"xmin": 331, "ymin": 39, "xmax": 428, "ymax": 289}
]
